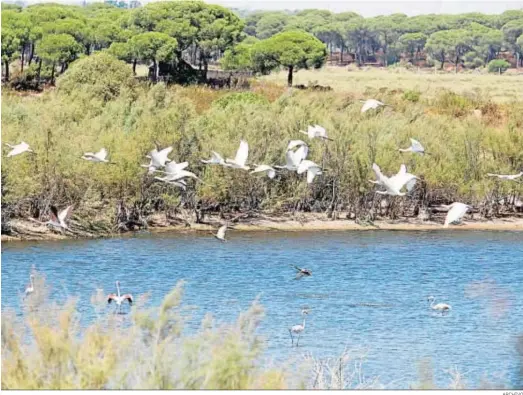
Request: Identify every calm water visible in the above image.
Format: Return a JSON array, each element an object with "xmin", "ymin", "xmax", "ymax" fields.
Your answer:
[{"xmin": 2, "ymin": 230, "xmax": 523, "ymax": 388}]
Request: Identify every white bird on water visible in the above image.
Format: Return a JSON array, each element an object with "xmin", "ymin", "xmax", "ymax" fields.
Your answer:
[
  {"xmin": 24, "ymin": 274, "xmax": 35, "ymax": 297},
  {"xmin": 225, "ymin": 140, "xmax": 250, "ymax": 170},
  {"xmin": 487, "ymin": 172, "xmax": 523, "ymax": 181},
  {"xmin": 251, "ymin": 164, "xmax": 276, "ymax": 179},
  {"xmin": 289, "ymin": 309, "xmax": 309, "ymax": 346},
  {"xmin": 297, "ymin": 160, "xmax": 322, "ymax": 184},
  {"xmin": 428, "ymin": 296, "xmax": 451, "ymax": 313},
  {"xmin": 371, "ymin": 163, "xmax": 417, "ymax": 196},
  {"xmin": 5, "ymin": 141, "xmax": 34, "ymax": 157},
  {"xmin": 214, "ymin": 224, "xmax": 228, "ymax": 242},
  {"xmin": 107, "ymin": 281, "xmax": 133, "ymax": 314},
  {"xmin": 361, "ymin": 99, "xmax": 387, "ymax": 113},
  {"xmin": 201, "ymin": 151, "xmax": 226, "ymax": 166},
  {"xmin": 81, "ymin": 148, "xmax": 114, "ymax": 163},
  {"xmin": 399, "ymin": 138, "xmax": 427, "ymax": 155},
  {"xmin": 299, "ymin": 125, "xmax": 333, "ymax": 141},
  {"xmin": 443, "ymin": 202, "xmax": 471, "ymax": 228}
]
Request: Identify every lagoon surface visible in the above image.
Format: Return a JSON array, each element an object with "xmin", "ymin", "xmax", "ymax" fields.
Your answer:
[{"xmin": 2, "ymin": 230, "xmax": 523, "ymax": 388}]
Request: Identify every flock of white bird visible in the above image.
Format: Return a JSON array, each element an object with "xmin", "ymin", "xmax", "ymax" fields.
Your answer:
[
  {"xmin": 10, "ymin": 98, "xmax": 521, "ymax": 327},
  {"xmin": 5, "ymin": 98, "xmax": 522, "ymax": 236}
]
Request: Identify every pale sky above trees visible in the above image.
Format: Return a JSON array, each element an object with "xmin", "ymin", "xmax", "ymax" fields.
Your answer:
[
  {"xmin": 206, "ymin": 0, "xmax": 522, "ymax": 17},
  {"xmin": 16, "ymin": 0, "xmax": 523, "ymax": 16}
]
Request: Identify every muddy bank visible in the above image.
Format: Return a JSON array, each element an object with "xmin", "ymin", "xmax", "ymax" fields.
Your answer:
[{"xmin": 2, "ymin": 212, "xmax": 523, "ymax": 242}]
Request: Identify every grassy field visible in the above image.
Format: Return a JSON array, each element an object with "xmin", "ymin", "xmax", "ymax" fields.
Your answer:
[
  {"xmin": 2, "ymin": 60, "xmax": 523, "ymax": 235},
  {"xmin": 263, "ymin": 66, "xmax": 523, "ymax": 103}
]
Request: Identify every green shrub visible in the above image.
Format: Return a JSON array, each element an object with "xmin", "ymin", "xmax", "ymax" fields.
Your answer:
[
  {"xmin": 57, "ymin": 52, "xmax": 136, "ymax": 101},
  {"xmin": 403, "ymin": 90, "xmax": 421, "ymax": 102},
  {"xmin": 212, "ymin": 92, "xmax": 269, "ymax": 109},
  {"xmin": 487, "ymin": 59, "xmax": 510, "ymax": 74}
]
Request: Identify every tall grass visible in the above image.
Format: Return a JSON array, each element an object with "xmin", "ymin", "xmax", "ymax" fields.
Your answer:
[{"xmin": 2, "ymin": 74, "xmax": 523, "ymax": 232}]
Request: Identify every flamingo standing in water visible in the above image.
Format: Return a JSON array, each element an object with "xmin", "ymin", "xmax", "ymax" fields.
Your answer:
[
  {"xmin": 289, "ymin": 309, "xmax": 309, "ymax": 346},
  {"xmin": 107, "ymin": 281, "xmax": 133, "ymax": 314},
  {"xmin": 428, "ymin": 296, "xmax": 451, "ymax": 314},
  {"xmin": 24, "ymin": 274, "xmax": 35, "ymax": 297}
]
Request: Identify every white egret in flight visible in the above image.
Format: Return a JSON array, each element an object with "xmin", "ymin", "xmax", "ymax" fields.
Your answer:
[
  {"xmin": 287, "ymin": 140, "xmax": 308, "ymax": 151},
  {"xmin": 399, "ymin": 138, "xmax": 427, "ymax": 155},
  {"xmin": 443, "ymin": 202, "xmax": 471, "ymax": 227},
  {"xmin": 371, "ymin": 163, "xmax": 417, "ymax": 196},
  {"xmin": 5, "ymin": 141, "xmax": 34, "ymax": 157},
  {"xmin": 487, "ymin": 172, "xmax": 523, "ymax": 181},
  {"xmin": 214, "ymin": 224, "xmax": 228, "ymax": 242},
  {"xmin": 299, "ymin": 125, "xmax": 333, "ymax": 141},
  {"xmin": 297, "ymin": 160, "xmax": 323, "ymax": 183},
  {"xmin": 361, "ymin": 99, "xmax": 387, "ymax": 113},
  {"xmin": 428, "ymin": 296, "xmax": 451, "ymax": 313},
  {"xmin": 107, "ymin": 281, "xmax": 133, "ymax": 314},
  {"xmin": 251, "ymin": 164, "xmax": 276, "ymax": 179},
  {"xmin": 82, "ymin": 148, "xmax": 114, "ymax": 163},
  {"xmin": 48, "ymin": 205, "xmax": 74, "ymax": 230},
  {"xmin": 275, "ymin": 145, "xmax": 308, "ymax": 172},
  {"xmin": 289, "ymin": 309, "xmax": 309, "ymax": 347},
  {"xmin": 225, "ymin": 140, "xmax": 250, "ymax": 170},
  {"xmin": 201, "ymin": 151, "xmax": 225, "ymax": 166},
  {"xmin": 142, "ymin": 146, "xmax": 173, "ymax": 171}
]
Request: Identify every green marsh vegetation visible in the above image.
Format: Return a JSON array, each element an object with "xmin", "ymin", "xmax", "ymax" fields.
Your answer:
[{"xmin": 2, "ymin": 52, "xmax": 523, "ymax": 234}]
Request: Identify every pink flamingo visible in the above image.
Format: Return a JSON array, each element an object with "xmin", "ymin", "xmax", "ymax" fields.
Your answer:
[{"xmin": 107, "ymin": 281, "xmax": 133, "ymax": 314}]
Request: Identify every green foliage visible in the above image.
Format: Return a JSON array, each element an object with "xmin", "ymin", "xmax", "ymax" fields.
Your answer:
[
  {"xmin": 252, "ymin": 30, "xmax": 326, "ymax": 85},
  {"xmin": 487, "ymin": 59, "xmax": 511, "ymax": 73},
  {"xmin": 57, "ymin": 52, "xmax": 136, "ymax": 101},
  {"xmin": 128, "ymin": 32, "xmax": 177, "ymax": 63},
  {"xmin": 213, "ymin": 92, "xmax": 269, "ymax": 109},
  {"xmin": 221, "ymin": 39, "xmax": 257, "ymax": 71},
  {"xmin": 36, "ymin": 33, "xmax": 83, "ymax": 66},
  {"xmin": 1, "ymin": 27, "xmax": 21, "ymax": 64},
  {"xmin": 402, "ymin": 90, "xmax": 421, "ymax": 102},
  {"xmin": 2, "ymin": 79, "xmax": 523, "ymax": 224}
]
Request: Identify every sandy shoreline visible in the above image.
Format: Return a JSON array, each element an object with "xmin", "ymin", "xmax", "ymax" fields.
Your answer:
[{"xmin": 2, "ymin": 214, "xmax": 523, "ymax": 242}]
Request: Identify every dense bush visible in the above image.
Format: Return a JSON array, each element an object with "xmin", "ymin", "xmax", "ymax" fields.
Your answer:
[
  {"xmin": 56, "ymin": 52, "xmax": 137, "ymax": 101},
  {"xmin": 487, "ymin": 59, "xmax": 511, "ymax": 74},
  {"xmin": 2, "ymin": 81, "xmax": 522, "ymax": 229}
]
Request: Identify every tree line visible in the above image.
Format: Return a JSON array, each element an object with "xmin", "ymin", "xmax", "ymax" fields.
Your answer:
[{"xmin": 2, "ymin": 2, "xmax": 523, "ymax": 87}]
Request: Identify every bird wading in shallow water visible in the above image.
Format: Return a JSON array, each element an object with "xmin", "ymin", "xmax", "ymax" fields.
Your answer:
[
  {"xmin": 289, "ymin": 309, "xmax": 309, "ymax": 346},
  {"xmin": 24, "ymin": 274, "xmax": 35, "ymax": 297},
  {"xmin": 428, "ymin": 296, "xmax": 451, "ymax": 313},
  {"xmin": 107, "ymin": 281, "xmax": 133, "ymax": 314}
]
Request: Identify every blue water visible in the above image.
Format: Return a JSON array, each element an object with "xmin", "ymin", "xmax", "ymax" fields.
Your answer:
[{"xmin": 2, "ymin": 230, "xmax": 523, "ymax": 388}]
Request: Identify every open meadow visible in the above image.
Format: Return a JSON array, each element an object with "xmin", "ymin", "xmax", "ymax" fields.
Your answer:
[{"xmin": 263, "ymin": 66, "xmax": 523, "ymax": 103}]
